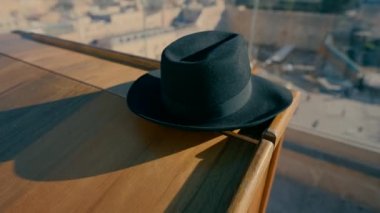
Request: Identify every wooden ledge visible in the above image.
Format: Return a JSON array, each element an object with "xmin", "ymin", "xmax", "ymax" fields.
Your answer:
[
  {"xmin": 0, "ymin": 32, "xmax": 300, "ymax": 212},
  {"xmin": 229, "ymin": 139, "xmax": 274, "ymax": 213},
  {"xmin": 263, "ymin": 91, "xmax": 301, "ymax": 146}
]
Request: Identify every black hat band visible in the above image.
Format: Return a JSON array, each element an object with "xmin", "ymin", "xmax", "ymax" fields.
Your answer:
[{"xmin": 162, "ymin": 79, "xmax": 252, "ymax": 121}]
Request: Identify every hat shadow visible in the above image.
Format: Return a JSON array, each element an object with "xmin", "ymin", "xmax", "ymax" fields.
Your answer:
[{"xmin": 1, "ymin": 81, "xmax": 218, "ymax": 181}]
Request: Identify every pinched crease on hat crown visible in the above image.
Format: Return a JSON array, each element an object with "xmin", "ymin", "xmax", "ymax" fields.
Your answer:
[{"xmin": 163, "ymin": 31, "xmax": 241, "ymax": 64}]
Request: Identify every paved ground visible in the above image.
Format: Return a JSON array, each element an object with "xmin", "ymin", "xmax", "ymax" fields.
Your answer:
[
  {"xmin": 259, "ymin": 69, "xmax": 380, "ymax": 153},
  {"xmin": 268, "ymin": 175, "xmax": 376, "ymax": 213}
]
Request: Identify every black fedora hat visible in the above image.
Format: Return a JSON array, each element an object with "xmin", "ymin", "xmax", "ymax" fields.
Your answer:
[{"xmin": 127, "ymin": 31, "xmax": 292, "ymax": 131}]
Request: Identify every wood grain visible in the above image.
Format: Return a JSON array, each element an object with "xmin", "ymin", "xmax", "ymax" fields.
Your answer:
[
  {"xmin": 263, "ymin": 91, "xmax": 301, "ymax": 146},
  {"xmin": 0, "ymin": 33, "xmax": 146, "ymax": 98},
  {"xmin": 0, "ymin": 33, "xmax": 300, "ymax": 212},
  {"xmin": 0, "ymin": 55, "xmax": 259, "ymax": 212},
  {"xmin": 257, "ymin": 92, "xmax": 301, "ymax": 212},
  {"xmin": 228, "ymin": 139, "xmax": 274, "ymax": 213},
  {"xmin": 259, "ymin": 136, "xmax": 285, "ymax": 213}
]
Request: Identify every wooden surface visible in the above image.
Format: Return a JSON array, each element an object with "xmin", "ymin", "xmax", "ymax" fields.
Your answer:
[
  {"xmin": 228, "ymin": 139, "xmax": 274, "ymax": 213},
  {"xmin": 0, "ymin": 33, "xmax": 300, "ymax": 212},
  {"xmin": 258, "ymin": 91, "xmax": 301, "ymax": 212},
  {"xmin": 230, "ymin": 91, "xmax": 301, "ymax": 213},
  {"xmin": 259, "ymin": 137, "xmax": 284, "ymax": 213},
  {"xmin": 263, "ymin": 91, "xmax": 301, "ymax": 146}
]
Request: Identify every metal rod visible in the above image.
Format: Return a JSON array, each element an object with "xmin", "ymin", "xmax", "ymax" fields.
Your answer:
[
  {"xmin": 248, "ymin": 0, "xmax": 261, "ymax": 61},
  {"xmin": 12, "ymin": 30, "xmax": 160, "ymax": 71},
  {"xmin": 221, "ymin": 131, "xmax": 260, "ymax": 145}
]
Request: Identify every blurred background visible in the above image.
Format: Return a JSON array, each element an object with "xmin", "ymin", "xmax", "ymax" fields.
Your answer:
[{"xmin": 1, "ymin": 0, "xmax": 379, "ymax": 212}]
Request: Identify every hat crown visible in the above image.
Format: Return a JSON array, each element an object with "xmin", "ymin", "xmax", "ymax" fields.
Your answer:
[{"xmin": 160, "ymin": 31, "xmax": 251, "ymax": 121}]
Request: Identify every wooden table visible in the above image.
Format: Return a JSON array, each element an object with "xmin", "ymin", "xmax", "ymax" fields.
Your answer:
[{"xmin": 0, "ymin": 32, "xmax": 300, "ymax": 213}]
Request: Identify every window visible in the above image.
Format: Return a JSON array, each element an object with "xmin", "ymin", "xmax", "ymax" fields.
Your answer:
[{"xmin": 1, "ymin": 0, "xmax": 379, "ymax": 211}]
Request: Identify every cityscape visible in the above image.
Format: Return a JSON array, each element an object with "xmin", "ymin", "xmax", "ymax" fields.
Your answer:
[{"xmin": 0, "ymin": 0, "xmax": 380, "ymax": 212}]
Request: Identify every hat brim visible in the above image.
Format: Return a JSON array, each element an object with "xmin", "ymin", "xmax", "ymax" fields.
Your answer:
[{"xmin": 127, "ymin": 73, "xmax": 293, "ymax": 131}]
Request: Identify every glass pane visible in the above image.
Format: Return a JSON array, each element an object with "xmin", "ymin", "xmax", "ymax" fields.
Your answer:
[
  {"xmin": 244, "ymin": 0, "xmax": 380, "ymax": 147},
  {"xmin": 1, "ymin": 0, "xmax": 379, "ymax": 212}
]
